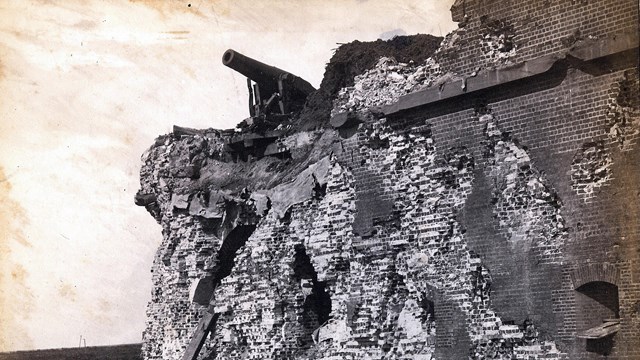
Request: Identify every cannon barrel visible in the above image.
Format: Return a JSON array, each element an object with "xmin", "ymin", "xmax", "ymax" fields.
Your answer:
[{"xmin": 222, "ymin": 49, "xmax": 315, "ymax": 96}]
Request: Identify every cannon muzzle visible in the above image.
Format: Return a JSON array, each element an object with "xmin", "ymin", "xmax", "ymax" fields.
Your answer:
[
  {"xmin": 222, "ymin": 49, "xmax": 315, "ymax": 97},
  {"xmin": 223, "ymin": 49, "xmax": 316, "ymax": 118}
]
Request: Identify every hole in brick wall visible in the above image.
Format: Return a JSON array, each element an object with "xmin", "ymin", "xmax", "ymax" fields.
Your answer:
[
  {"xmin": 303, "ymin": 284, "xmax": 332, "ymax": 327},
  {"xmin": 177, "ymin": 257, "xmax": 187, "ymax": 285},
  {"xmin": 571, "ymin": 140, "xmax": 612, "ymax": 198},
  {"xmin": 616, "ymin": 69, "xmax": 640, "ymax": 108},
  {"xmin": 606, "ymin": 68, "xmax": 640, "ymax": 150},
  {"xmin": 338, "ymin": 124, "xmax": 359, "ymax": 139},
  {"xmin": 473, "ymin": 100, "xmax": 490, "ymax": 117},
  {"xmin": 293, "ymin": 244, "xmax": 316, "ymax": 279},
  {"xmin": 586, "ymin": 334, "xmax": 615, "ymax": 355},
  {"xmin": 366, "ymin": 135, "xmax": 390, "ymax": 150},
  {"xmin": 281, "ymin": 208, "xmax": 292, "ymax": 225},
  {"xmin": 199, "ymin": 218, "xmax": 223, "ymax": 234},
  {"xmin": 293, "ymin": 244, "xmax": 332, "ymax": 328},
  {"xmin": 212, "ymin": 225, "xmax": 257, "ymax": 287},
  {"xmin": 161, "ymin": 232, "xmax": 180, "ymax": 266},
  {"xmin": 419, "ymin": 293, "xmax": 435, "ymax": 322},
  {"xmin": 312, "ymin": 174, "xmax": 327, "ymax": 200},
  {"xmin": 478, "ymin": 16, "xmax": 516, "ymax": 62}
]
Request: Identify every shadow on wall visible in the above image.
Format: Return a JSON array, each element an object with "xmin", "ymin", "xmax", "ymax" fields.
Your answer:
[
  {"xmin": 577, "ymin": 281, "xmax": 620, "ymax": 317},
  {"xmin": 586, "ymin": 334, "xmax": 615, "ymax": 356},
  {"xmin": 577, "ymin": 281, "xmax": 619, "ymax": 356}
]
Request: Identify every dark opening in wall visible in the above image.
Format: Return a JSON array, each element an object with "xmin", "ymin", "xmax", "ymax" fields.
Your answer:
[
  {"xmin": 293, "ymin": 244, "xmax": 332, "ymax": 326},
  {"xmin": 586, "ymin": 334, "xmax": 615, "ymax": 356},
  {"xmin": 199, "ymin": 218, "xmax": 223, "ymax": 234},
  {"xmin": 212, "ymin": 225, "xmax": 257, "ymax": 287},
  {"xmin": 419, "ymin": 292, "xmax": 435, "ymax": 322},
  {"xmin": 312, "ymin": 174, "xmax": 327, "ymax": 200},
  {"xmin": 577, "ymin": 281, "xmax": 620, "ymax": 318},
  {"xmin": 576, "ymin": 281, "xmax": 620, "ymax": 356}
]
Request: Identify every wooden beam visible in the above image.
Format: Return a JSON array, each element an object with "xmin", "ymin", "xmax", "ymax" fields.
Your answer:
[
  {"xmin": 181, "ymin": 311, "xmax": 219, "ymax": 360},
  {"xmin": 577, "ymin": 320, "xmax": 620, "ymax": 339}
]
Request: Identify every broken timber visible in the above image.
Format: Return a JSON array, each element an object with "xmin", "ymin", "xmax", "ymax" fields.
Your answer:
[{"xmin": 181, "ymin": 302, "xmax": 219, "ymax": 360}]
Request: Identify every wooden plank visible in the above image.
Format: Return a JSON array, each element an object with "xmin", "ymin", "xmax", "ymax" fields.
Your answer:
[
  {"xmin": 181, "ymin": 312, "xmax": 218, "ymax": 360},
  {"xmin": 577, "ymin": 321, "xmax": 620, "ymax": 339}
]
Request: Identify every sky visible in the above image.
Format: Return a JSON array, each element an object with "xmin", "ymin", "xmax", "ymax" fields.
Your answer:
[{"xmin": 0, "ymin": 0, "xmax": 456, "ymax": 351}]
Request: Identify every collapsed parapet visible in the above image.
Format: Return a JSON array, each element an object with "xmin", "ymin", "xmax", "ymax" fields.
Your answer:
[
  {"xmin": 136, "ymin": 124, "xmax": 345, "ymax": 359},
  {"xmin": 137, "ymin": 1, "xmax": 640, "ymax": 359},
  {"xmin": 136, "ymin": 126, "xmax": 341, "ymax": 230}
]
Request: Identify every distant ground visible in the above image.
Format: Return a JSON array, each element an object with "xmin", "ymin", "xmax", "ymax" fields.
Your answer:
[{"xmin": 0, "ymin": 344, "xmax": 141, "ymax": 360}]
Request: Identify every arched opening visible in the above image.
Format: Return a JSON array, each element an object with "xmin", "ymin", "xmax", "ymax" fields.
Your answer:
[
  {"xmin": 577, "ymin": 281, "xmax": 619, "ymax": 318},
  {"xmin": 576, "ymin": 281, "xmax": 620, "ymax": 356}
]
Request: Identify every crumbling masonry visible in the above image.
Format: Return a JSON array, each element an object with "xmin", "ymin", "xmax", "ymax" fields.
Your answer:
[{"xmin": 136, "ymin": 0, "xmax": 640, "ymax": 359}]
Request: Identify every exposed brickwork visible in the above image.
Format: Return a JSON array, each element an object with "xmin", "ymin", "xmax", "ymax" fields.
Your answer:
[
  {"xmin": 138, "ymin": 133, "xmax": 242, "ymax": 359},
  {"xmin": 605, "ymin": 68, "xmax": 640, "ymax": 151},
  {"xmin": 138, "ymin": 0, "xmax": 639, "ymax": 359},
  {"xmin": 386, "ymin": 60, "xmax": 640, "ymax": 358},
  {"xmin": 571, "ymin": 263, "xmax": 620, "ymax": 290},
  {"xmin": 443, "ymin": 0, "xmax": 638, "ymax": 77},
  {"xmin": 385, "ymin": 58, "xmax": 639, "ymax": 360},
  {"xmin": 570, "ymin": 141, "xmax": 613, "ymax": 201},
  {"xmin": 137, "ymin": 130, "xmax": 338, "ymax": 358},
  {"xmin": 481, "ymin": 113, "xmax": 566, "ymax": 264}
]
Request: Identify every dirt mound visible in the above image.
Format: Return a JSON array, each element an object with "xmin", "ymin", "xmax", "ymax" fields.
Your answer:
[{"xmin": 294, "ymin": 34, "xmax": 442, "ymax": 130}]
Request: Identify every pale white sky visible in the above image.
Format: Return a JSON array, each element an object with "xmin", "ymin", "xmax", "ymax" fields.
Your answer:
[{"xmin": 0, "ymin": 0, "xmax": 455, "ymax": 351}]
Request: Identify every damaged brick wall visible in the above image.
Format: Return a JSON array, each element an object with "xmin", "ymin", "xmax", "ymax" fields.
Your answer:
[
  {"xmin": 137, "ymin": 0, "xmax": 639, "ymax": 359},
  {"xmin": 443, "ymin": 0, "xmax": 638, "ymax": 76},
  {"xmin": 388, "ymin": 60, "xmax": 639, "ymax": 359},
  {"xmin": 605, "ymin": 68, "xmax": 640, "ymax": 151},
  {"xmin": 570, "ymin": 141, "xmax": 613, "ymax": 201},
  {"xmin": 139, "ymin": 121, "xmax": 567, "ymax": 359},
  {"xmin": 481, "ymin": 113, "xmax": 566, "ymax": 263},
  {"xmin": 137, "ymin": 129, "xmax": 342, "ymax": 359},
  {"xmin": 336, "ymin": 121, "xmax": 563, "ymax": 359}
]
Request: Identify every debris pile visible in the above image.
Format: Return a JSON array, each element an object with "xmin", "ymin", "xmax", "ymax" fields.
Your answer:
[
  {"xmin": 295, "ymin": 34, "xmax": 442, "ymax": 130},
  {"xmin": 331, "ymin": 57, "xmax": 443, "ymax": 116}
]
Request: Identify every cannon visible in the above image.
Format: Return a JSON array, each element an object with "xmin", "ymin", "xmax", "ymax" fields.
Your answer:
[{"xmin": 222, "ymin": 49, "xmax": 316, "ymax": 118}]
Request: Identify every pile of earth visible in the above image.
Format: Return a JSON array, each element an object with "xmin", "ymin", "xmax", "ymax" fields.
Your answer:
[{"xmin": 293, "ymin": 34, "xmax": 443, "ymax": 131}]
